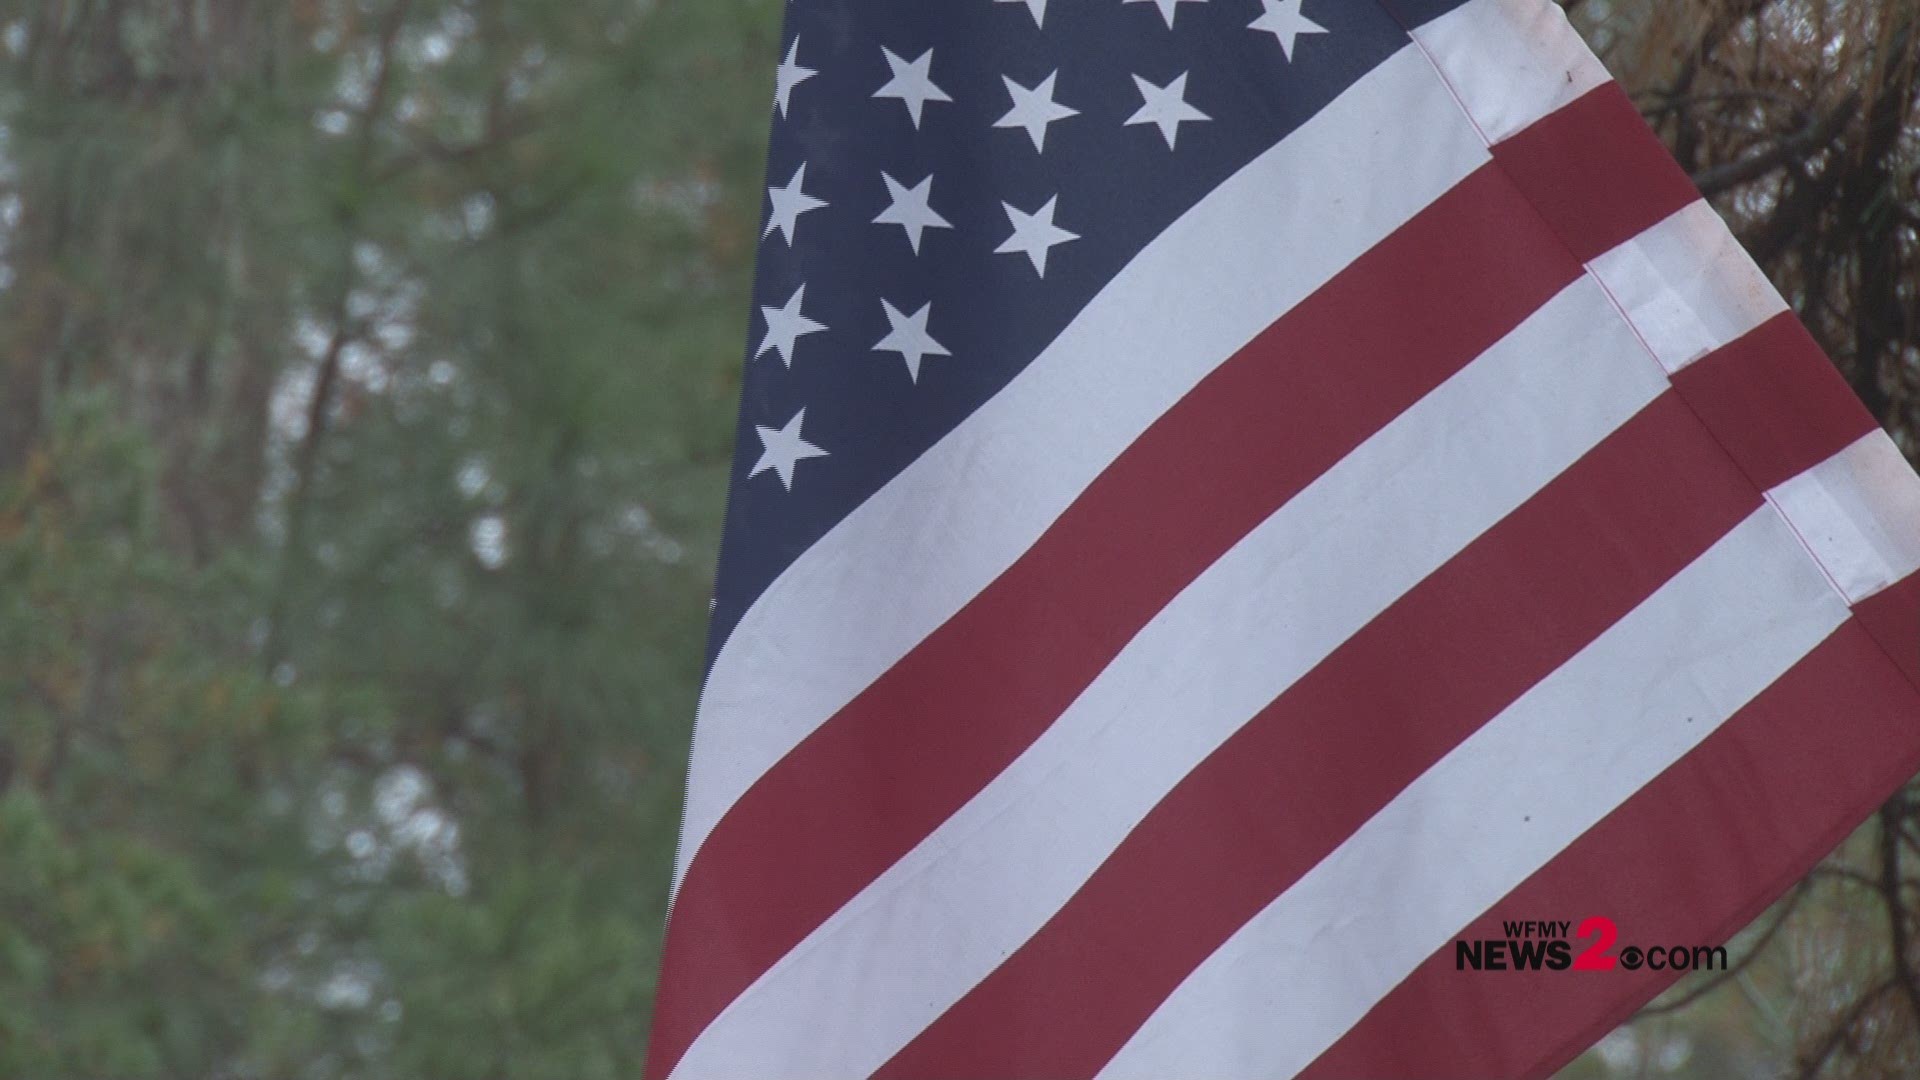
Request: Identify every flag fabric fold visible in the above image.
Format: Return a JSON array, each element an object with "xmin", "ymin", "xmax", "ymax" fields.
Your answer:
[{"xmin": 650, "ymin": 2, "xmax": 1920, "ymax": 1077}]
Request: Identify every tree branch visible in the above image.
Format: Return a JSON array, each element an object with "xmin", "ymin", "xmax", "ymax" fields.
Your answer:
[
  {"xmin": 1879, "ymin": 800, "xmax": 1920, "ymax": 1034},
  {"xmin": 262, "ymin": 0, "xmax": 412, "ymax": 668},
  {"xmin": 1691, "ymin": 93, "xmax": 1859, "ymax": 198}
]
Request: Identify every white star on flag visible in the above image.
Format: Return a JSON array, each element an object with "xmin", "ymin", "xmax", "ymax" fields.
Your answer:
[
  {"xmin": 1250, "ymin": 0, "xmax": 1328, "ymax": 61},
  {"xmin": 996, "ymin": 0, "xmax": 1048, "ymax": 27},
  {"xmin": 774, "ymin": 37, "xmax": 814, "ymax": 117},
  {"xmin": 750, "ymin": 409, "xmax": 829, "ymax": 491},
  {"xmin": 874, "ymin": 47, "xmax": 952, "ymax": 128},
  {"xmin": 874, "ymin": 172, "xmax": 953, "ymax": 253},
  {"xmin": 764, "ymin": 163, "xmax": 826, "ymax": 247},
  {"xmin": 1125, "ymin": 0, "xmax": 1207, "ymax": 29},
  {"xmin": 874, "ymin": 300, "xmax": 951, "ymax": 382},
  {"xmin": 1127, "ymin": 72, "xmax": 1210, "ymax": 149},
  {"xmin": 756, "ymin": 285, "xmax": 826, "ymax": 367},
  {"xmin": 996, "ymin": 72, "xmax": 1078, "ymax": 152},
  {"xmin": 995, "ymin": 195, "xmax": 1078, "ymax": 277}
]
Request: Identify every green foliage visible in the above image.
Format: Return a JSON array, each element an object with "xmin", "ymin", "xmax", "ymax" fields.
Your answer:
[{"xmin": 0, "ymin": 0, "xmax": 783, "ymax": 1075}]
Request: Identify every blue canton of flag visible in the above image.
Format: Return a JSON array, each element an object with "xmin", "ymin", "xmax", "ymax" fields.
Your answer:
[{"xmin": 708, "ymin": 0, "xmax": 1436, "ymax": 660}]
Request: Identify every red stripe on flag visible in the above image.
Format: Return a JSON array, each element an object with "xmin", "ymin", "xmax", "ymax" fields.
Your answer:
[
  {"xmin": 648, "ymin": 164, "xmax": 1584, "ymax": 1078},
  {"xmin": 875, "ymin": 392, "xmax": 1758, "ymax": 1080},
  {"xmin": 1670, "ymin": 313, "xmax": 1878, "ymax": 492},
  {"xmin": 1491, "ymin": 82, "xmax": 1701, "ymax": 259},
  {"xmin": 1299, "ymin": 615, "xmax": 1920, "ymax": 1080},
  {"xmin": 1853, "ymin": 572, "xmax": 1920, "ymax": 689}
]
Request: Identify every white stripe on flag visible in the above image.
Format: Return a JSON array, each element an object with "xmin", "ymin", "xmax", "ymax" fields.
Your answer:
[
  {"xmin": 1411, "ymin": 0, "xmax": 1608, "ymax": 143},
  {"xmin": 1770, "ymin": 430, "xmax": 1920, "ymax": 604},
  {"xmin": 669, "ymin": 277, "xmax": 1670, "ymax": 1080},
  {"xmin": 673, "ymin": 43, "xmax": 1490, "ymax": 890},
  {"xmin": 1096, "ymin": 508, "xmax": 1849, "ymax": 1080},
  {"xmin": 1588, "ymin": 201, "xmax": 1788, "ymax": 374}
]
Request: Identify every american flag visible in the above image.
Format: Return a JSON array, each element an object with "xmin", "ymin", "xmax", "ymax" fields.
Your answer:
[{"xmin": 649, "ymin": 1, "xmax": 1920, "ymax": 1076}]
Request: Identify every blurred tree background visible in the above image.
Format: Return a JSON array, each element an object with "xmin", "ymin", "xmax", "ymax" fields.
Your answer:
[
  {"xmin": 0, "ymin": 0, "xmax": 775, "ymax": 1075},
  {"xmin": 1, "ymin": 0, "xmax": 1919, "ymax": 1077}
]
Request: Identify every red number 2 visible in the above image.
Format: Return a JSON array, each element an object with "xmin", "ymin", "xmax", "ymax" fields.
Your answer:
[{"xmin": 1572, "ymin": 916, "xmax": 1619, "ymax": 971}]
